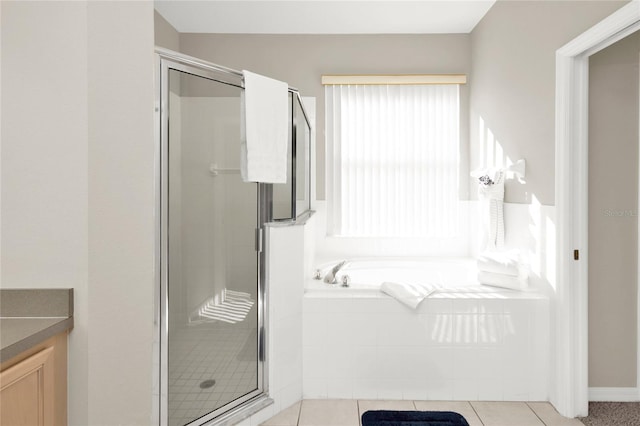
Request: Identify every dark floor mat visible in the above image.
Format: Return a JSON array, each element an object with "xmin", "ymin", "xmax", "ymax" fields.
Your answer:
[{"xmin": 362, "ymin": 410, "xmax": 470, "ymax": 426}]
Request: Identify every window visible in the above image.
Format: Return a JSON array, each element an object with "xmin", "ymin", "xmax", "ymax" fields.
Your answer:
[{"xmin": 325, "ymin": 82, "xmax": 461, "ymax": 237}]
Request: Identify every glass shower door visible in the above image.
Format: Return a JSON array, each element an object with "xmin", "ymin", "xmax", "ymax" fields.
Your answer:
[{"xmin": 162, "ymin": 64, "xmax": 261, "ymax": 426}]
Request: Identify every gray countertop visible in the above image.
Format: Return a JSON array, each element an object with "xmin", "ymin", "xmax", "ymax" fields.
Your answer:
[
  {"xmin": 0, "ymin": 289, "xmax": 74, "ymax": 363},
  {"xmin": 1, "ymin": 317, "xmax": 74, "ymax": 362}
]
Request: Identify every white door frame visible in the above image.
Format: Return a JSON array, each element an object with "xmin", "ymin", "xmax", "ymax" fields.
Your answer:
[{"xmin": 555, "ymin": 0, "xmax": 640, "ymax": 418}]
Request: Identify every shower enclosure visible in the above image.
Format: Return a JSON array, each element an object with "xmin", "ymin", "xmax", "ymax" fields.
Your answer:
[{"xmin": 155, "ymin": 49, "xmax": 312, "ymax": 426}]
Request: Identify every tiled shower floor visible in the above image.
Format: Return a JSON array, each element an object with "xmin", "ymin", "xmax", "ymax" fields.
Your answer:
[{"xmin": 168, "ymin": 320, "xmax": 258, "ymax": 426}]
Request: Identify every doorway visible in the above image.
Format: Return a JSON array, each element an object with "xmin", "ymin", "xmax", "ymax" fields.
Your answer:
[
  {"xmin": 555, "ymin": 1, "xmax": 640, "ymax": 417},
  {"xmin": 587, "ymin": 32, "xmax": 640, "ymax": 400}
]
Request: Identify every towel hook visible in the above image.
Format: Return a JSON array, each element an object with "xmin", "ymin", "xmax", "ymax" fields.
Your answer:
[
  {"xmin": 505, "ymin": 159, "xmax": 526, "ymax": 179},
  {"xmin": 470, "ymin": 159, "xmax": 526, "ymax": 180}
]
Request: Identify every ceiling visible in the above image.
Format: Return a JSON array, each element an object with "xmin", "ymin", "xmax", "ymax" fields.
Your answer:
[{"xmin": 154, "ymin": 0, "xmax": 496, "ymax": 35}]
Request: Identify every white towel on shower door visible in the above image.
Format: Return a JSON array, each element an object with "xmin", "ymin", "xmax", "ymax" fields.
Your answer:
[
  {"xmin": 381, "ymin": 282, "xmax": 441, "ymax": 310},
  {"xmin": 241, "ymin": 70, "xmax": 289, "ymax": 183}
]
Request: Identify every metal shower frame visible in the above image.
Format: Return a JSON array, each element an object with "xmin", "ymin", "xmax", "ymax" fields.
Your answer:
[{"xmin": 153, "ymin": 48, "xmax": 311, "ymax": 426}]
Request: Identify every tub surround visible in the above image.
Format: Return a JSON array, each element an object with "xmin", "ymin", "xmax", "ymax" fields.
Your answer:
[
  {"xmin": 305, "ymin": 201, "xmax": 554, "ymax": 402},
  {"xmin": 0, "ymin": 289, "xmax": 74, "ymax": 362},
  {"xmin": 303, "ymin": 282, "xmax": 549, "ymax": 401}
]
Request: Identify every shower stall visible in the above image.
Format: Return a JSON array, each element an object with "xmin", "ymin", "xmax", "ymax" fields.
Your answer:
[{"xmin": 155, "ymin": 49, "xmax": 312, "ymax": 426}]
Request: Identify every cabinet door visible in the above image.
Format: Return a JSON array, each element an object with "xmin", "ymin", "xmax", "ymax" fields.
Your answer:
[{"xmin": 0, "ymin": 346, "xmax": 54, "ymax": 426}]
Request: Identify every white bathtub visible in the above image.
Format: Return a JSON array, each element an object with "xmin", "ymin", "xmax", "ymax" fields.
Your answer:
[
  {"xmin": 308, "ymin": 258, "xmax": 509, "ymax": 295},
  {"xmin": 303, "ymin": 257, "xmax": 550, "ymax": 401}
]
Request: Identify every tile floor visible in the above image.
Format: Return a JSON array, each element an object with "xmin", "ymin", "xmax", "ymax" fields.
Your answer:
[
  {"xmin": 261, "ymin": 399, "xmax": 584, "ymax": 426},
  {"xmin": 168, "ymin": 320, "xmax": 258, "ymax": 426}
]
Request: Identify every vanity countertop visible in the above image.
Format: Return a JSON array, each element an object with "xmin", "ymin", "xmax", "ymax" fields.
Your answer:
[{"xmin": 0, "ymin": 289, "xmax": 74, "ymax": 363}]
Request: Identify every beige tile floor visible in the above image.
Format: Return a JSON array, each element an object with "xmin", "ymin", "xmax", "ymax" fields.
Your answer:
[{"xmin": 261, "ymin": 399, "xmax": 584, "ymax": 426}]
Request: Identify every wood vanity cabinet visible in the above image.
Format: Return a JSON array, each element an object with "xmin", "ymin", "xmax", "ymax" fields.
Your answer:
[{"xmin": 0, "ymin": 333, "xmax": 68, "ymax": 426}]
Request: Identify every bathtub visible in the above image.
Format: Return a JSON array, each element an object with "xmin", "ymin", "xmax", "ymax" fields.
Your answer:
[
  {"xmin": 303, "ymin": 257, "xmax": 550, "ymax": 401},
  {"xmin": 308, "ymin": 258, "xmax": 511, "ymax": 295}
]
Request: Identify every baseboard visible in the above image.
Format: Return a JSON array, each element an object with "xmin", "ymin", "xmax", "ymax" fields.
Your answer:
[{"xmin": 588, "ymin": 387, "xmax": 639, "ymax": 402}]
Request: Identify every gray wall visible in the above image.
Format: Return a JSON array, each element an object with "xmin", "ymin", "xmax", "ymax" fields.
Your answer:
[
  {"xmin": 470, "ymin": 0, "xmax": 625, "ymax": 205},
  {"xmin": 588, "ymin": 32, "xmax": 640, "ymax": 388},
  {"xmin": 176, "ymin": 33, "xmax": 471, "ymax": 200},
  {"xmin": 158, "ymin": 1, "xmax": 624, "ymax": 204},
  {"xmin": 470, "ymin": 0, "xmax": 634, "ymax": 390},
  {"xmin": 155, "ymin": 10, "xmax": 179, "ymax": 51},
  {"xmin": 2, "ymin": 2, "xmax": 155, "ymax": 424}
]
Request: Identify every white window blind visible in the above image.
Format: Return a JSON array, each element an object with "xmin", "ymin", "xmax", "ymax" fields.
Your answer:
[{"xmin": 326, "ymin": 84, "xmax": 460, "ymax": 237}]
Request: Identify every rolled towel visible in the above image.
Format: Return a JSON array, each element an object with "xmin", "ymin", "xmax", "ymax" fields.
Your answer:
[
  {"xmin": 478, "ymin": 271, "xmax": 528, "ymax": 291},
  {"xmin": 477, "ymin": 252, "xmax": 520, "ymax": 276},
  {"xmin": 381, "ymin": 282, "xmax": 441, "ymax": 309}
]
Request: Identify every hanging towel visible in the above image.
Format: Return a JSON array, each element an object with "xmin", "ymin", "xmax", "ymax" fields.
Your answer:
[
  {"xmin": 381, "ymin": 282, "xmax": 441, "ymax": 310},
  {"xmin": 477, "ymin": 251, "xmax": 520, "ymax": 276},
  {"xmin": 241, "ymin": 70, "xmax": 289, "ymax": 183},
  {"xmin": 478, "ymin": 169, "xmax": 505, "ymax": 249},
  {"xmin": 478, "ymin": 271, "xmax": 528, "ymax": 291},
  {"xmin": 494, "ymin": 199, "xmax": 505, "ymax": 248}
]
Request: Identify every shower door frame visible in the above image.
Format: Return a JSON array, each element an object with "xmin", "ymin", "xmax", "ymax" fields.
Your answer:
[{"xmin": 154, "ymin": 48, "xmax": 271, "ymax": 426}]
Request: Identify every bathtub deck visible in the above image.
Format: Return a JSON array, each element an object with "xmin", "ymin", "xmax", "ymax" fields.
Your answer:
[{"xmin": 305, "ymin": 283, "xmax": 548, "ymax": 299}]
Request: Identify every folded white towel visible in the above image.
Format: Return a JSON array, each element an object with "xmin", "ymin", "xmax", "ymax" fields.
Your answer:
[
  {"xmin": 241, "ymin": 70, "xmax": 289, "ymax": 183},
  {"xmin": 477, "ymin": 252, "xmax": 520, "ymax": 276},
  {"xmin": 381, "ymin": 282, "xmax": 441, "ymax": 310},
  {"xmin": 477, "ymin": 271, "xmax": 528, "ymax": 291}
]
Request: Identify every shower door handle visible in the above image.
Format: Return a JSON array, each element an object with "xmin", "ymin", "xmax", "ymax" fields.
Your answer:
[
  {"xmin": 258, "ymin": 326, "xmax": 266, "ymax": 362},
  {"xmin": 255, "ymin": 228, "xmax": 263, "ymax": 253}
]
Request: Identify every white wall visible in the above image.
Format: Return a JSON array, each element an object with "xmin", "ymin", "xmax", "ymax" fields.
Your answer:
[
  {"xmin": 1, "ymin": 1, "xmax": 89, "ymax": 291},
  {"xmin": 2, "ymin": 1, "xmax": 90, "ymax": 422},
  {"xmin": 267, "ymin": 225, "xmax": 305, "ymax": 406},
  {"xmin": 87, "ymin": 3, "xmax": 155, "ymax": 423},
  {"xmin": 1, "ymin": 2, "xmax": 156, "ymax": 424},
  {"xmin": 313, "ymin": 201, "xmax": 474, "ymax": 260},
  {"xmin": 239, "ymin": 224, "xmax": 307, "ymax": 426}
]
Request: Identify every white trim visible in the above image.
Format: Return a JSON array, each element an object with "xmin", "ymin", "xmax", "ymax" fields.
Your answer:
[
  {"xmin": 321, "ymin": 74, "xmax": 467, "ymax": 86},
  {"xmin": 589, "ymin": 387, "xmax": 640, "ymax": 402},
  {"xmin": 638, "ymin": 53, "xmax": 640, "ymax": 403},
  {"xmin": 555, "ymin": 0, "xmax": 640, "ymax": 418},
  {"xmin": 302, "ymin": 97, "xmax": 317, "ymax": 211}
]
